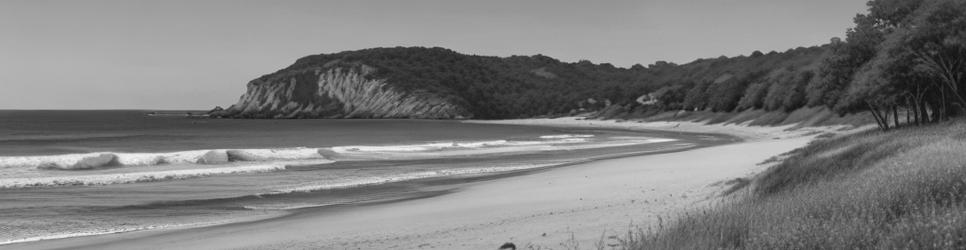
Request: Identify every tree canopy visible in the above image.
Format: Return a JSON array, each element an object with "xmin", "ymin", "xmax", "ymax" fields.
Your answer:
[
  {"xmin": 821, "ymin": 0, "xmax": 966, "ymax": 129},
  {"xmin": 251, "ymin": 0, "xmax": 966, "ymax": 126}
]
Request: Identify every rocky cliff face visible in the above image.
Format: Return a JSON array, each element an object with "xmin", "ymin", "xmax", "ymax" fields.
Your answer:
[{"xmin": 213, "ymin": 64, "xmax": 471, "ymax": 119}]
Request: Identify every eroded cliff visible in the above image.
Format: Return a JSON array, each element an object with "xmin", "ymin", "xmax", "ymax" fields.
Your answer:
[{"xmin": 213, "ymin": 63, "xmax": 471, "ymax": 119}]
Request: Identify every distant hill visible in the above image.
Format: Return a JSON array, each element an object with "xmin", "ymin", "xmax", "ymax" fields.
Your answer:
[{"xmin": 212, "ymin": 46, "xmax": 830, "ymax": 119}]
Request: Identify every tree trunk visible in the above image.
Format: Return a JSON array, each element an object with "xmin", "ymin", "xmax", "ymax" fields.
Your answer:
[
  {"xmin": 871, "ymin": 110, "xmax": 886, "ymax": 130},
  {"xmin": 915, "ymin": 51, "xmax": 966, "ymax": 114},
  {"xmin": 905, "ymin": 104, "xmax": 911, "ymax": 125},
  {"xmin": 941, "ymin": 72, "xmax": 966, "ymax": 111},
  {"xmin": 867, "ymin": 103, "xmax": 888, "ymax": 131},
  {"xmin": 893, "ymin": 106, "xmax": 900, "ymax": 128},
  {"xmin": 883, "ymin": 108, "xmax": 892, "ymax": 129},
  {"xmin": 914, "ymin": 84, "xmax": 928, "ymax": 125},
  {"xmin": 941, "ymin": 87, "xmax": 948, "ymax": 121},
  {"xmin": 913, "ymin": 100, "xmax": 921, "ymax": 125},
  {"xmin": 931, "ymin": 101, "xmax": 942, "ymax": 123},
  {"xmin": 911, "ymin": 96, "xmax": 922, "ymax": 126}
]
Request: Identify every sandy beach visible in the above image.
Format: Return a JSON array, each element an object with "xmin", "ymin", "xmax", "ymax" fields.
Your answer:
[
  {"xmin": 468, "ymin": 116, "xmax": 858, "ymax": 141},
  {"xmin": 6, "ymin": 118, "xmax": 850, "ymax": 250}
]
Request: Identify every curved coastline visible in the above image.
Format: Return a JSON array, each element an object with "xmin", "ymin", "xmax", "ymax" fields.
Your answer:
[{"xmin": 1, "ymin": 119, "xmax": 752, "ymax": 250}]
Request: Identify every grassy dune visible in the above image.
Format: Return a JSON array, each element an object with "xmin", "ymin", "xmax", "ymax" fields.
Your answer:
[{"xmin": 627, "ymin": 120, "xmax": 966, "ymax": 249}]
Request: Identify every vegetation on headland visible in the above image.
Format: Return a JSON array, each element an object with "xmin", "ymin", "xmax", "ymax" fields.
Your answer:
[
  {"xmin": 257, "ymin": 44, "xmax": 831, "ymax": 120},
  {"xmin": 247, "ymin": 0, "xmax": 964, "ymax": 128}
]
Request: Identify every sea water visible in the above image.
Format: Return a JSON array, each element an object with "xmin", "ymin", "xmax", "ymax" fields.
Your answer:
[{"xmin": 0, "ymin": 110, "xmax": 709, "ymax": 245}]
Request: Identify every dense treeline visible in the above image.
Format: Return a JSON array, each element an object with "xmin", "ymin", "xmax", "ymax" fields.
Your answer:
[
  {"xmin": 272, "ymin": 46, "xmax": 829, "ymax": 119},
  {"xmin": 265, "ymin": 0, "xmax": 965, "ymax": 124},
  {"xmin": 640, "ymin": 47, "xmax": 826, "ymax": 113},
  {"xmin": 819, "ymin": 0, "xmax": 966, "ymax": 130}
]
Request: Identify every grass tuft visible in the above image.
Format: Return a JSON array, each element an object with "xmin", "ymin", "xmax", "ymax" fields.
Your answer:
[{"xmin": 627, "ymin": 120, "xmax": 966, "ymax": 249}]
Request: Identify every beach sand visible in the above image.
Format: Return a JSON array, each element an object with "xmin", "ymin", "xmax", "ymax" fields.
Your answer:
[
  {"xmin": 7, "ymin": 118, "xmax": 852, "ymax": 250},
  {"xmin": 468, "ymin": 116, "xmax": 858, "ymax": 141}
]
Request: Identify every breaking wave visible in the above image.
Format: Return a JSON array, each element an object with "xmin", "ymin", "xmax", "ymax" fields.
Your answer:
[
  {"xmin": 0, "ymin": 134, "xmax": 677, "ymax": 188},
  {"xmin": 0, "ymin": 147, "xmax": 326, "ymax": 170},
  {"xmin": 0, "ymin": 160, "xmax": 333, "ymax": 188},
  {"xmin": 0, "ymin": 134, "xmax": 615, "ymax": 171}
]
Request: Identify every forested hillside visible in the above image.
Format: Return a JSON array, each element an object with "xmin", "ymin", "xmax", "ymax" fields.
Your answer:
[
  {"xmin": 623, "ymin": 1, "xmax": 966, "ymax": 248},
  {"xmin": 218, "ymin": 0, "xmax": 965, "ymax": 125},
  {"xmin": 217, "ymin": 46, "xmax": 833, "ymax": 119}
]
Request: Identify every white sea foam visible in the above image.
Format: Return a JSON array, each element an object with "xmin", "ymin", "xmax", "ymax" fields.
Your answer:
[
  {"xmin": 0, "ymin": 160, "xmax": 333, "ymax": 188},
  {"xmin": 242, "ymin": 202, "xmax": 340, "ymax": 210},
  {"xmin": 539, "ymin": 134, "xmax": 595, "ymax": 139},
  {"xmin": 0, "ymin": 134, "xmax": 676, "ymax": 188},
  {"xmin": 263, "ymin": 163, "xmax": 558, "ymax": 195},
  {"xmin": 229, "ymin": 148, "xmax": 323, "ymax": 160},
  {"xmin": 0, "ymin": 213, "xmax": 281, "ymax": 246},
  {"xmin": 0, "ymin": 225, "xmax": 167, "ymax": 246},
  {"xmin": 330, "ymin": 140, "xmax": 511, "ymax": 153},
  {"xmin": 630, "ymin": 137, "xmax": 677, "ymax": 143},
  {"xmin": 0, "ymin": 135, "xmax": 615, "ymax": 170},
  {"xmin": 326, "ymin": 135, "xmax": 675, "ymax": 161},
  {"xmin": 0, "ymin": 147, "xmax": 326, "ymax": 170},
  {"xmin": 330, "ymin": 137, "xmax": 590, "ymax": 154}
]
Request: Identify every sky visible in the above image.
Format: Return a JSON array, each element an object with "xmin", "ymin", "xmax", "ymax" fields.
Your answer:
[{"xmin": 0, "ymin": 0, "xmax": 868, "ymax": 110}]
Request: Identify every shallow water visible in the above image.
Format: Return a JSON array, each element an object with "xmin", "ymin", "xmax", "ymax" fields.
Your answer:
[{"xmin": 0, "ymin": 110, "xmax": 724, "ymax": 245}]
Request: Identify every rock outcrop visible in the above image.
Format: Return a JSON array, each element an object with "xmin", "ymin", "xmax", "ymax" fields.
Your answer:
[{"xmin": 212, "ymin": 63, "xmax": 471, "ymax": 119}]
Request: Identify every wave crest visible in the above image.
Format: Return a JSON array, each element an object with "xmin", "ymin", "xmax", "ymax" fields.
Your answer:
[
  {"xmin": 0, "ymin": 160, "xmax": 334, "ymax": 188},
  {"xmin": 0, "ymin": 147, "xmax": 326, "ymax": 170}
]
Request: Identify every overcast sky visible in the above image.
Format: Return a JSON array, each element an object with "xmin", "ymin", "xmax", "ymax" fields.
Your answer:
[{"xmin": 0, "ymin": 0, "xmax": 867, "ymax": 110}]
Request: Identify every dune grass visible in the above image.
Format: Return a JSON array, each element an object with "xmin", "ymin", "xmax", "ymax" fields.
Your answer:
[{"xmin": 624, "ymin": 120, "xmax": 966, "ymax": 249}]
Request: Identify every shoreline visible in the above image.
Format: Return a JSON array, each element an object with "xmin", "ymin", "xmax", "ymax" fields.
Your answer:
[
  {"xmin": 0, "ymin": 210, "xmax": 287, "ymax": 246},
  {"xmin": 2, "ymin": 132, "xmax": 707, "ymax": 249},
  {"xmin": 465, "ymin": 116, "xmax": 860, "ymax": 142},
  {"xmin": 4, "ymin": 117, "xmax": 846, "ymax": 249}
]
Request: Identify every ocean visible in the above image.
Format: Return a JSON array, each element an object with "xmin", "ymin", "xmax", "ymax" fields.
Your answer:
[{"xmin": 0, "ymin": 110, "xmax": 724, "ymax": 245}]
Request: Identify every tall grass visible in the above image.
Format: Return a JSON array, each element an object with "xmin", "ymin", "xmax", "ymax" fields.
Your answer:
[{"xmin": 628, "ymin": 120, "xmax": 966, "ymax": 249}]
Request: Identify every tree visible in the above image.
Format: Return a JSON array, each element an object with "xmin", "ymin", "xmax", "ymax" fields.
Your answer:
[
  {"xmin": 737, "ymin": 81, "xmax": 770, "ymax": 110},
  {"xmin": 828, "ymin": 0, "xmax": 966, "ymax": 129},
  {"xmin": 901, "ymin": 0, "xmax": 966, "ymax": 118},
  {"xmin": 841, "ymin": 51, "xmax": 905, "ymax": 129},
  {"xmin": 816, "ymin": 14, "xmax": 885, "ymax": 111},
  {"xmin": 683, "ymin": 81, "xmax": 710, "ymax": 111}
]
